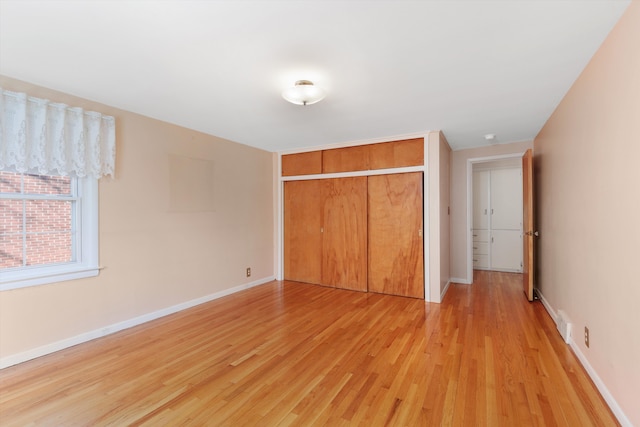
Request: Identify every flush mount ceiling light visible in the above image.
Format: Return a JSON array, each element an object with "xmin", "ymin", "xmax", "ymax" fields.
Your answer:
[
  {"xmin": 484, "ymin": 133, "xmax": 496, "ymax": 141},
  {"xmin": 282, "ymin": 80, "xmax": 325, "ymax": 106}
]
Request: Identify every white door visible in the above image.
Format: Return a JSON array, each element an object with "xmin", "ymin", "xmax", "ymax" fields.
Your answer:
[
  {"xmin": 473, "ymin": 170, "xmax": 489, "ymax": 230},
  {"xmin": 490, "ymin": 168, "xmax": 523, "ymax": 230},
  {"xmin": 491, "ymin": 230, "xmax": 523, "ymax": 271}
]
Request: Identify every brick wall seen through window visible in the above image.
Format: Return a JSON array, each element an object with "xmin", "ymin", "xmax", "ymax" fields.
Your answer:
[{"xmin": 0, "ymin": 172, "xmax": 75, "ymax": 270}]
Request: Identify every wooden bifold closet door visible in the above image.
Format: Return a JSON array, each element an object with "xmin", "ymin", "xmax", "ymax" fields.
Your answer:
[
  {"xmin": 321, "ymin": 177, "xmax": 368, "ymax": 291},
  {"xmin": 283, "ymin": 177, "xmax": 367, "ymax": 291},
  {"xmin": 284, "ymin": 172, "xmax": 423, "ymax": 298},
  {"xmin": 283, "ymin": 180, "xmax": 323, "ymax": 285},
  {"xmin": 368, "ymin": 172, "xmax": 424, "ymax": 298}
]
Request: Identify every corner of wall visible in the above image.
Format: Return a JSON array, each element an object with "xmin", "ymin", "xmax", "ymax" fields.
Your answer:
[{"xmin": 426, "ymin": 132, "xmax": 441, "ymax": 303}]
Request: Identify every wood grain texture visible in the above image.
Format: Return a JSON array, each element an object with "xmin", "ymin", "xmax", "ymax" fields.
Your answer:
[
  {"xmin": 322, "ymin": 145, "xmax": 370, "ymax": 173},
  {"xmin": 321, "ymin": 177, "xmax": 368, "ymax": 291},
  {"xmin": 282, "ymin": 151, "xmax": 322, "ymax": 176},
  {"xmin": 368, "ymin": 172, "xmax": 424, "ymax": 298},
  {"xmin": 522, "ymin": 149, "xmax": 534, "ymax": 301},
  {"xmin": 284, "ymin": 180, "xmax": 323, "ymax": 284},
  {"xmin": 368, "ymin": 138, "xmax": 424, "ymax": 170},
  {"xmin": 0, "ymin": 272, "xmax": 618, "ymax": 426}
]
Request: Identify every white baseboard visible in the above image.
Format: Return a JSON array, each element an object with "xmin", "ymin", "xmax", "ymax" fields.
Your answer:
[
  {"xmin": 0, "ymin": 276, "xmax": 275, "ymax": 370},
  {"xmin": 450, "ymin": 277, "xmax": 472, "ymax": 285},
  {"xmin": 535, "ymin": 287, "xmax": 557, "ymax": 321},
  {"xmin": 535, "ymin": 288, "xmax": 632, "ymax": 427},
  {"xmin": 568, "ymin": 339, "xmax": 633, "ymax": 427},
  {"xmin": 440, "ymin": 280, "xmax": 452, "ymax": 301}
]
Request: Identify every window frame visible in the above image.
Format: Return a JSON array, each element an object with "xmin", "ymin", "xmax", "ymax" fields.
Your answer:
[{"xmin": 0, "ymin": 174, "xmax": 99, "ymax": 291}]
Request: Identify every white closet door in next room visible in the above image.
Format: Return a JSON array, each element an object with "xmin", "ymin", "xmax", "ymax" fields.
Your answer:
[
  {"xmin": 491, "ymin": 229, "xmax": 523, "ymax": 271},
  {"xmin": 490, "ymin": 168, "xmax": 523, "ymax": 230},
  {"xmin": 473, "ymin": 170, "xmax": 489, "ymax": 230},
  {"xmin": 490, "ymin": 168, "xmax": 523, "ymax": 272}
]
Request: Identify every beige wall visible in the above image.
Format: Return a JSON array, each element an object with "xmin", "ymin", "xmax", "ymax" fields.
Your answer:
[
  {"xmin": 0, "ymin": 76, "xmax": 275, "ymax": 362},
  {"xmin": 534, "ymin": 2, "xmax": 639, "ymax": 424},
  {"xmin": 439, "ymin": 134, "xmax": 451, "ymax": 298},
  {"xmin": 427, "ymin": 131, "xmax": 451, "ymax": 302},
  {"xmin": 450, "ymin": 140, "xmax": 532, "ymax": 282}
]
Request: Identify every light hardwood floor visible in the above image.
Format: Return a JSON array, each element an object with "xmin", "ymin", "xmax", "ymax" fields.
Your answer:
[{"xmin": 0, "ymin": 271, "xmax": 618, "ymax": 426}]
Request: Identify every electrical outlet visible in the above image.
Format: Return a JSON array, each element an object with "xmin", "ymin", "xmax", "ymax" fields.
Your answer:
[
  {"xmin": 246, "ymin": 267, "xmax": 251, "ymax": 277},
  {"xmin": 584, "ymin": 326, "xmax": 590, "ymax": 348}
]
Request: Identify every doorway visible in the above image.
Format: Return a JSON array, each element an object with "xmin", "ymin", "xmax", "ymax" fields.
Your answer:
[{"xmin": 466, "ymin": 153, "xmax": 525, "ymax": 283}]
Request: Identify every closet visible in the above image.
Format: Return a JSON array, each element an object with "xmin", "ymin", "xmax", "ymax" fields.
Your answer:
[
  {"xmin": 284, "ymin": 177, "xmax": 367, "ymax": 291},
  {"xmin": 472, "ymin": 166, "xmax": 523, "ymax": 272},
  {"xmin": 282, "ymin": 139, "xmax": 424, "ymax": 298}
]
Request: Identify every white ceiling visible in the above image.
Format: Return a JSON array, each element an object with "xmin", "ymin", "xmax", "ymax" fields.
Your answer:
[{"xmin": 0, "ymin": 0, "xmax": 630, "ymax": 152}]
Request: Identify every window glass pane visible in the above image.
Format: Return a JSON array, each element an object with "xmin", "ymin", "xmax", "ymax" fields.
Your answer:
[
  {"xmin": 0, "ymin": 171, "xmax": 22, "ymax": 194},
  {"xmin": 0, "ymin": 199, "xmax": 23, "ymax": 234},
  {"xmin": 24, "ymin": 199, "xmax": 74, "ymax": 266},
  {"xmin": 26, "ymin": 200, "xmax": 73, "ymax": 233},
  {"xmin": 25, "ymin": 231, "xmax": 73, "ymax": 266},
  {"xmin": 23, "ymin": 174, "xmax": 72, "ymax": 195},
  {"xmin": 0, "ymin": 199, "xmax": 24, "ymax": 269},
  {"xmin": 0, "ymin": 234, "xmax": 23, "ymax": 268}
]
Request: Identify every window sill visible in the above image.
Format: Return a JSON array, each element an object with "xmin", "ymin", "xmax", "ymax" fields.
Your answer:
[{"xmin": 0, "ymin": 265, "xmax": 100, "ymax": 291}]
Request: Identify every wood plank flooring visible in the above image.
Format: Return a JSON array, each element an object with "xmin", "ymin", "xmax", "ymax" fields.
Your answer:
[{"xmin": 0, "ymin": 271, "xmax": 618, "ymax": 426}]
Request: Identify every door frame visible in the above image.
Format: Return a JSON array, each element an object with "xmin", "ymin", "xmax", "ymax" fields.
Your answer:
[{"xmin": 465, "ymin": 152, "xmax": 526, "ymax": 284}]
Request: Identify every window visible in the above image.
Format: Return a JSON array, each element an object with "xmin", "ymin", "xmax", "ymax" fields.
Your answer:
[{"xmin": 0, "ymin": 171, "xmax": 98, "ymax": 290}]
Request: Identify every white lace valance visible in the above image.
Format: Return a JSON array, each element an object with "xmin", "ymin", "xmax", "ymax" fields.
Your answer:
[{"xmin": 0, "ymin": 88, "xmax": 116, "ymax": 178}]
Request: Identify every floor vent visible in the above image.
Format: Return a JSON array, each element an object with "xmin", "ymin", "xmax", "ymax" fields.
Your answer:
[{"xmin": 556, "ymin": 310, "xmax": 572, "ymax": 344}]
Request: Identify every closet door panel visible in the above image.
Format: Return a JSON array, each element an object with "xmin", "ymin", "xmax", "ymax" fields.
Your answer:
[
  {"xmin": 322, "ymin": 145, "xmax": 370, "ymax": 173},
  {"xmin": 322, "ymin": 177, "xmax": 368, "ymax": 291},
  {"xmin": 368, "ymin": 172, "xmax": 424, "ymax": 298},
  {"xmin": 369, "ymin": 138, "xmax": 424, "ymax": 170},
  {"xmin": 284, "ymin": 180, "xmax": 323, "ymax": 284},
  {"xmin": 473, "ymin": 170, "xmax": 489, "ymax": 230},
  {"xmin": 282, "ymin": 151, "xmax": 322, "ymax": 176},
  {"xmin": 490, "ymin": 168, "xmax": 523, "ymax": 230},
  {"xmin": 491, "ymin": 229, "xmax": 523, "ymax": 271}
]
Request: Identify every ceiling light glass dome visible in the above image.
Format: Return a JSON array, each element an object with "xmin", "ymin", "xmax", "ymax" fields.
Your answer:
[{"xmin": 282, "ymin": 80, "xmax": 325, "ymax": 106}]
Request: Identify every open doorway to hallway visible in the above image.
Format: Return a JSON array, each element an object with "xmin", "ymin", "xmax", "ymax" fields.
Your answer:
[{"xmin": 467, "ymin": 154, "xmax": 524, "ymax": 281}]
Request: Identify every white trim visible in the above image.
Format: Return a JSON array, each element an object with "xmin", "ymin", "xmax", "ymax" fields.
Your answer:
[
  {"xmin": 536, "ymin": 288, "xmax": 632, "ymax": 427},
  {"xmin": 535, "ymin": 287, "xmax": 556, "ymax": 320},
  {"xmin": 465, "ymin": 152, "xmax": 526, "ymax": 284},
  {"xmin": 568, "ymin": 339, "xmax": 633, "ymax": 427},
  {"xmin": 81, "ymin": 178, "xmax": 99, "ymax": 271},
  {"xmin": 0, "ymin": 267, "xmax": 99, "ymax": 291},
  {"xmin": 467, "ymin": 153, "xmax": 526, "ymax": 163},
  {"xmin": 0, "ymin": 276, "xmax": 275, "ymax": 369},
  {"xmin": 0, "ymin": 193, "xmax": 79, "ymax": 201},
  {"xmin": 275, "ymin": 154, "xmax": 283, "ymax": 281},
  {"xmin": 281, "ymin": 165, "xmax": 425, "ymax": 182},
  {"xmin": 450, "ymin": 277, "xmax": 472, "ymax": 285},
  {"xmin": 440, "ymin": 279, "xmax": 451, "ymax": 301}
]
